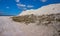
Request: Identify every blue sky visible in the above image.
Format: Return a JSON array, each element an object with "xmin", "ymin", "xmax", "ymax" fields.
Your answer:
[{"xmin": 0, "ymin": 0, "xmax": 60, "ymax": 16}]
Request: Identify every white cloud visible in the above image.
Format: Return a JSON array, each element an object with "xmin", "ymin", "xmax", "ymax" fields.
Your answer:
[
  {"xmin": 27, "ymin": 5, "xmax": 34, "ymax": 8},
  {"xmin": 40, "ymin": 0, "xmax": 47, "ymax": 2},
  {"xmin": 17, "ymin": 4, "xmax": 34, "ymax": 10},
  {"xmin": 16, "ymin": 3, "xmax": 27, "ymax": 10},
  {"xmin": 17, "ymin": 4, "xmax": 26, "ymax": 7},
  {"xmin": 15, "ymin": 0, "xmax": 20, "ymax": 2},
  {"xmin": 19, "ymin": 3, "xmax": 60, "ymax": 16},
  {"xmin": 17, "ymin": 4, "xmax": 34, "ymax": 8},
  {"xmin": 18, "ymin": 7, "xmax": 27, "ymax": 10}
]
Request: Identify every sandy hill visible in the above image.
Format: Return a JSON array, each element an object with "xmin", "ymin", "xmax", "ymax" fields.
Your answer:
[
  {"xmin": 0, "ymin": 3, "xmax": 60, "ymax": 36},
  {"xmin": 19, "ymin": 3, "xmax": 60, "ymax": 16}
]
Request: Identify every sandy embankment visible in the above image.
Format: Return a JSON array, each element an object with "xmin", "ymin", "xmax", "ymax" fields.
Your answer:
[{"xmin": 0, "ymin": 16, "xmax": 58, "ymax": 36}]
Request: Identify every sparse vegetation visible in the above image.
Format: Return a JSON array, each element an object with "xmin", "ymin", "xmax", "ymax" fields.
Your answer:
[
  {"xmin": 12, "ymin": 13, "xmax": 60, "ymax": 25},
  {"xmin": 12, "ymin": 14, "xmax": 36, "ymax": 24}
]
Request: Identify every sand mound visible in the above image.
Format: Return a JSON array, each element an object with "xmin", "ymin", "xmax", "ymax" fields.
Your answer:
[
  {"xmin": 0, "ymin": 3, "xmax": 60, "ymax": 36},
  {"xmin": 19, "ymin": 3, "xmax": 60, "ymax": 16}
]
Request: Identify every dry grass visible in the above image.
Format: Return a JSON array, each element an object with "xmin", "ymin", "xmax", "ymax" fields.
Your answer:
[
  {"xmin": 12, "ymin": 13, "xmax": 60, "ymax": 25},
  {"xmin": 12, "ymin": 14, "xmax": 36, "ymax": 24}
]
